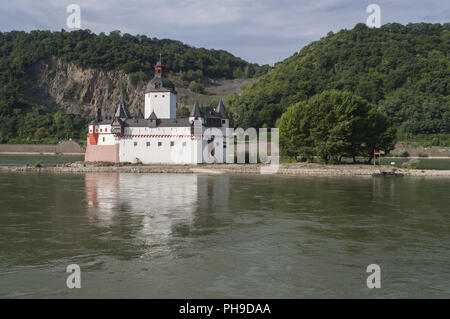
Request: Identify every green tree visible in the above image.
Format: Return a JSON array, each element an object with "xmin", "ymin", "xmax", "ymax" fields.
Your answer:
[
  {"xmin": 278, "ymin": 90, "xmax": 395, "ymax": 163},
  {"xmin": 188, "ymin": 81, "xmax": 206, "ymax": 94},
  {"xmin": 230, "ymin": 23, "xmax": 449, "ymax": 132},
  {"xmin": 176, "ymin": 106, "xmax": 190, "ymax": 118}
]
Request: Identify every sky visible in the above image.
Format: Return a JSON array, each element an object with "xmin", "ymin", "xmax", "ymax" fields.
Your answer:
[{"xmin": 0, "ymin": 0, "xmax": 448, "ymax": 65}]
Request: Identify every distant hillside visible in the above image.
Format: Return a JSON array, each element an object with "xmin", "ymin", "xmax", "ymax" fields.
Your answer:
[
  {"xmin": 0, "ymin": 30, "xmax": 269, "ymax": 144},
  {"xmin": 227, "ymin": 23, "xmax": 449, "ymax": 136}
]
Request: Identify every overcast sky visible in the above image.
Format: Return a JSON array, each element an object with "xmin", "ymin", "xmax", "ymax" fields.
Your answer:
[{"xmin": 0, "ymin": 0, "xmax": 448, "ymax": 65}]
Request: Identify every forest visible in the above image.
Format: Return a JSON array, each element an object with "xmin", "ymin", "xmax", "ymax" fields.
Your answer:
[
  {"xmin": 0, "ymin": 29, "xmax": 270, "ymax": 144},
  {"xmin": 227, "ymin": 23, "xmax": 449, "ymax": 142},
  {"xmin": 1, "ymin": 23, "xmax": 449, "ymax": 146}
]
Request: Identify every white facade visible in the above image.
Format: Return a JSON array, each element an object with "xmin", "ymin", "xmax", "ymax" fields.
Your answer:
[
  {"xmin": 88, "ymin": 119, "xmax": 225, "ymax": 164},
  {"xmin": 86, "ymin": 59, "xmax": 228, "ymax": 165},
  {"xmin": 144, "ymin": 91, "xmax": 176, "ymax": 119},
  {"xmin": 117, "ymin": 126, "xmax": 200, "ymax": 164}
]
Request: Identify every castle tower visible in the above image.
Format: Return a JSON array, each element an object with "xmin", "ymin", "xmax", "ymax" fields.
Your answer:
[{"xmin": 144, "ymin": 56, "xmax": 176, "ymax": 119}]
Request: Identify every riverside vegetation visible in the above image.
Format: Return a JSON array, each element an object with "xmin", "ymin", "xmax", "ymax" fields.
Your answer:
[
  {"xmin": 0, "ymin": 23, "xmax": 449, "ymax": 161},
  {"xmin": 226, "ymin": 23, "xmax": 449, "ymax": 154},
  {"xmin": 0, "ymin": 30, "xmax": 269, "ymax": 144}
]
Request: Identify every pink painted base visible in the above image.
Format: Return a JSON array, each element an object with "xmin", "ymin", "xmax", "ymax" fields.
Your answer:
[{"xmin": 85, "ymin": 140, "xmax": 119, "ymax": 163}]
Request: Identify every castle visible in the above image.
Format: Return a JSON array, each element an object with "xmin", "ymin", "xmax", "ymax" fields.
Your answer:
[{"xmin": 85, "ymin": 58, "xmax": 229, "ymax": 164}]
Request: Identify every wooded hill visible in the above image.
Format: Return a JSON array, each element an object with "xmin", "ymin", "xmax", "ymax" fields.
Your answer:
[
  {"xmin": 227, "ymin": 23, "xmax": 449, "ymax": 139},
  {"xmin": 0, "ymin": 30, "xmax": 270, "ymax": 144}
]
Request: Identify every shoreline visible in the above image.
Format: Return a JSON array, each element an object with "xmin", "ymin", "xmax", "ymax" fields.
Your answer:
[
  {"xmin": 0, "ymin": 152, "xmax": 449, "ymax": 159},
  {"xmin": 1, "ymin": 162, "xmax": 450, "ymax": 177},
  {"xmin": 0, "ymin": 152, "xmax": 84, "ymax": 155}
]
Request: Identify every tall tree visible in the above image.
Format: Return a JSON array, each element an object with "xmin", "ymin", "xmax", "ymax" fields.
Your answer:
[{"xmin": 278, "ymin": 90, "xmax": 396, "ymax": 163}]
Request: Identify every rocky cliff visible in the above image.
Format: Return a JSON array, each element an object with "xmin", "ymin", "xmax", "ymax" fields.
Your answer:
[
  {"xmin": 22, "ymin": 57, "xmax": 255, "ymax": 117},
  {"xmin": 23, "ymin": 57, "xmax": 144, "ymax": 116}
]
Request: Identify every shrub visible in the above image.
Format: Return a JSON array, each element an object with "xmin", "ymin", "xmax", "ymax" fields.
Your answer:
[
  {"xmin": 418, "ymin": 152, "xmax": 428, "ymax": 158},
  {"xmin": 284, "ymin": 157, "xmax": 297, "ymax": 163},
  {"xmin": 401, "ymin": 158, "xmax": 420, "ymax": 169},
  {"xmin": 34, "ymin": 162, "xmax": 42, "ymax": 168},
  {"xmin": 398, "ymin": 150, "xmax": 410, "ymax": 157},
  {"xmin": 188, "ymin": 81, "xmax": 206, "ymax": 94}
]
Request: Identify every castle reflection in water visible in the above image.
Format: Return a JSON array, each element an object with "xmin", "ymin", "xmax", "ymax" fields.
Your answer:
[{"xmin": 84, "ymin": 173, "xmax": 230, "ymax": 253}]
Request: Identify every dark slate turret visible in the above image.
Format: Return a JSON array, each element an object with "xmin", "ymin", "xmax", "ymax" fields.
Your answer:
[
  {"xmin": 190, "ymin": 102, "xmax": 203, "ymax": 118},
  {"xmin": 148, "ymin": 111, "xmax": 158, "ymax": 120},
  {"xmin": 136, "ymin": 108, "xmax": 144, "ymax": 119},
  {"xmin": 115, "ymin": 96, "xmax": 130, "ymax": 120},
  {"xmin": 215, "ymin": 99, "xmax": 228, "ymax": 119},
  {"xmin": 148, "ymin": 111, "xmax": 158, "ymax": 127},
  {"xmin": 93, "ymin": 106, "xmax": 102, "ymax": 123}
]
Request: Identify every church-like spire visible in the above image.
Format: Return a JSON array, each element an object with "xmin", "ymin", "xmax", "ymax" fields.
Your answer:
[
  {"xmin": 145, "ymin": 53, "xmax": 175, "ymax": 93},
  {"xmin": 215, "ymin": 99, "xmax": 228, "ymax": 119},
  {"xmin": 154, "ymin": 53, "xmax": 164, "ymax": 75},
  {"xmin": 190, "ymin": 101, "xmax": 203, "ymax": 118},
  {"xmin": 115, "ymin": 96, "xmax": 130, "ymax": 119}
]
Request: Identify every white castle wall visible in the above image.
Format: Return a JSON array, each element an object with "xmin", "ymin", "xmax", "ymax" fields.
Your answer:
[
  {"xmin": 117, "ymin": 126, "xmax": 201, "ymax": 164},
  {"xmin": 144, "ymin": 92, "xmax": 176, "ymax": 119},
  {"xmin": 90, "ymin": 120, "xmax": 227, "ymax": 164},
  {"xmin": 97, "ymin": 124, "xmax": 117, "ymax": 145}
]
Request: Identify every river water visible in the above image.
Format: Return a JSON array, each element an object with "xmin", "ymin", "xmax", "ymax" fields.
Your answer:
[{"xmin": 0, "ymin": 172, "xmax": 449, "ymax": 298}]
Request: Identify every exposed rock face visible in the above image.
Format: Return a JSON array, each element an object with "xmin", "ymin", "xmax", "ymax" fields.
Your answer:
[
  {"xmin": 24, "ymin": 57, "xmax": 145, "ymax": 116},
  {"xmin": 21, "ymin": 57, "xmax": 255, "ymax": 117}
]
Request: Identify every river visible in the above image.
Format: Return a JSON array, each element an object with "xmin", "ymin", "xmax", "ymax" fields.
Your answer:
[{"xmin": 0, "ymin": 171, "xmax": 449, "ymax": 298}]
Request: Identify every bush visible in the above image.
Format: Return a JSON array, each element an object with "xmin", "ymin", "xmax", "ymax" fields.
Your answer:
[
  {"xmin": 397, "ymin": 150, "xmax": 410, "ymax": 157},
  {"xmin": 181, "ymin": 70, "xmax": 203, "ymax": 86},
  {"xmin": 283, "ymin": 157, "xmax": 297, "ymax": 163},
  {"xmin": 401, "ymin": 158, "xmax": 420, "ymax": 169},
  {"xmin": 176, "ymin": 106, "xmax": 190, "ymax": 118},
  {"xmin": 34, "ymin": 162, "xmax": 42, "ymax": 168},
  {"xmin": 189, "ymin": 81, "xmax": 206, "ymax": 94},
  {"xmin": 418, "ymin": 152, "xmax": 428, "ymax": 157}
]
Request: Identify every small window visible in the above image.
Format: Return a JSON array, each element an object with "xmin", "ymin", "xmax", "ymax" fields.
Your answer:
[
  {"xmin": 146, "ymin": 142, "xmax": 150, "ymax": 147},
  {"xmin": 162, "ymin": 95, "xmax": 165, "ymax": 98},
  {"xmin": 134, "ymin": 142, "xmax": 137, "ymax": 146},
  {"xmin": 105, "ymin": 128, "xmax": 108, "ymax": 132},
  {"xmin": 182, "ymin": 142, "xmax": 187, "ymax": 147},
  {"xmin": 170, "ymin": 141, "xmax": 174, "ymax": 147},
  {"xmin": 222, "ymin": 120, "xmax": 226, "ymax": 124},
  {"xmin": 154, "ymin": 95, "xmax": 157, "ymax": 98},
  {"xmin": 100, "ymin": 128, "xmax": 102, "ymax": 132},
  {"xmin": 158, "ymin": 142, "xmax": 162, "ymax": 147},
  {"xmin": 103, "ymin": 137, "xmax": 105, "ymax": 142}
]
